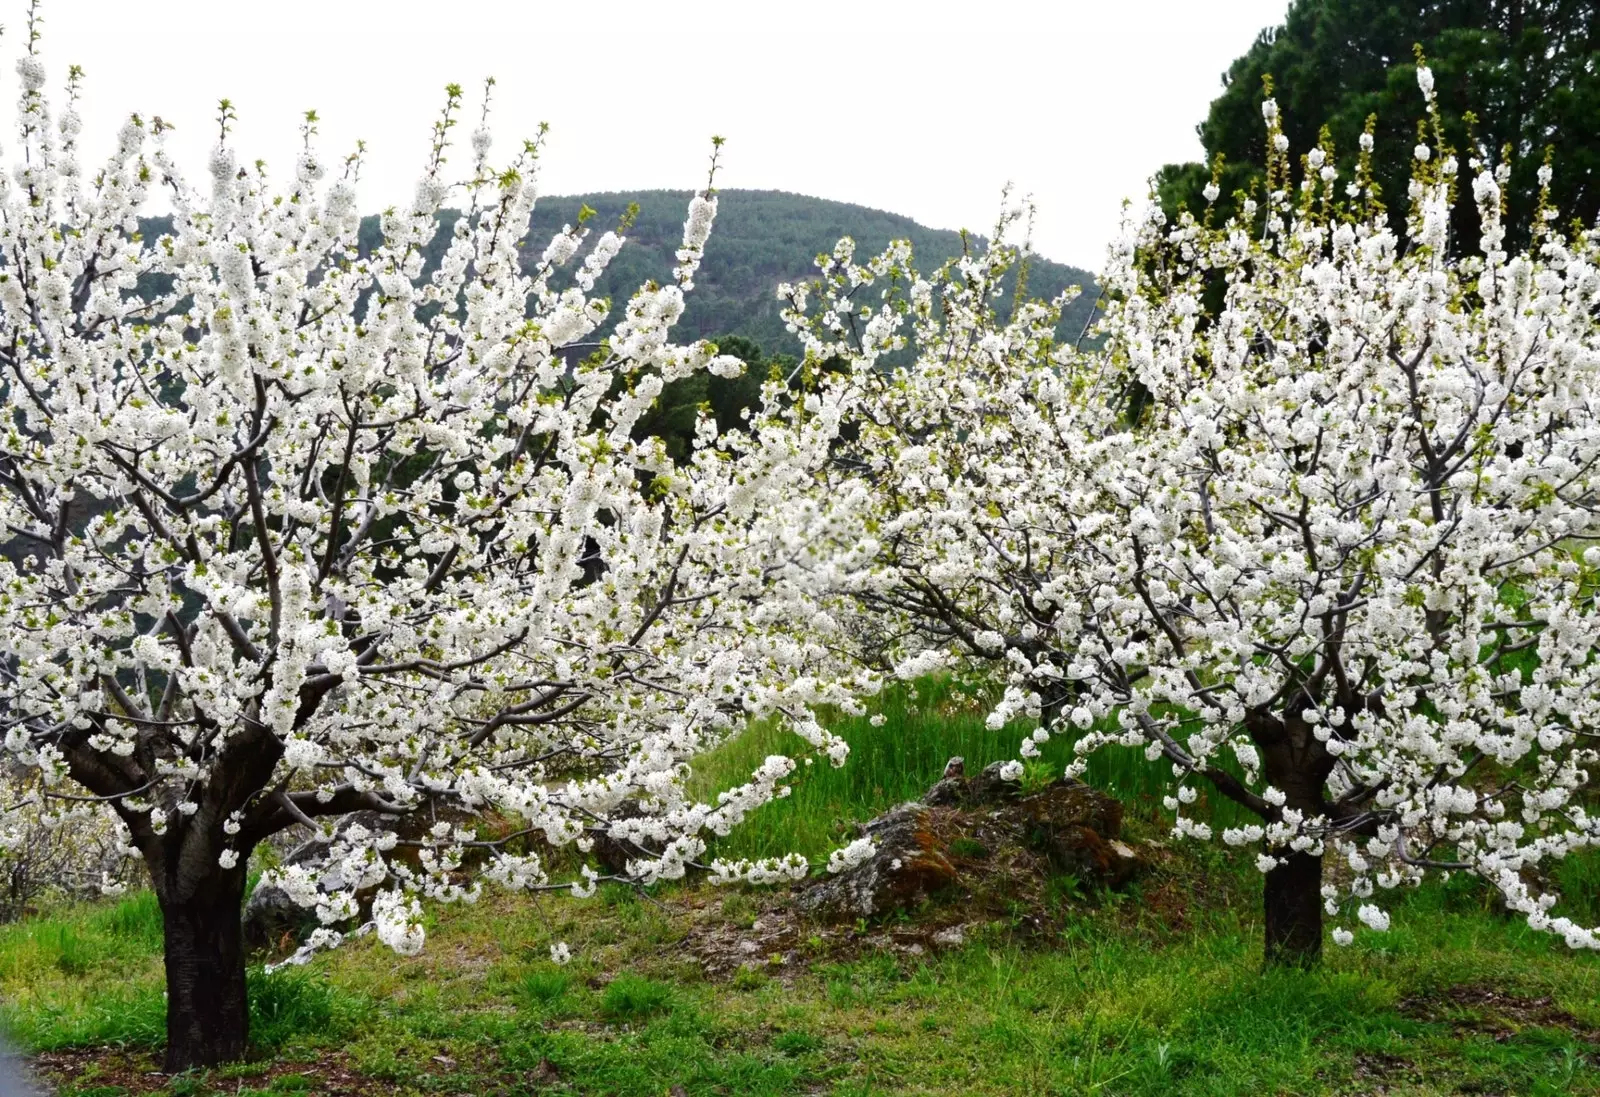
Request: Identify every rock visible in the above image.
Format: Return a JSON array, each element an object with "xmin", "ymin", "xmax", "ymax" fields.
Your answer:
[
  {"xmin": 796, "ymin": 803, "xmax": 958, "ymax": 921},
  {"xmin": 1019, "ymin": 778, "xmax": 1124, "ymax": 838},
  {"xmin": 963, "ymin": 761, "xmax": 1023, "ymax": 805},
  {"xmin": 932, "ymin": 925, "xmax": 967, "ymax": 948},
  {"xmin": 1014, "ymin": 779, "xmax": 1143, "ymax": 886},
  {"xmin": 922, "ymin": 777, "xmax": 967, "ymax": 807},
  {"xmin": 241, "ymin": 881, "xmax": 314, "ymax": 953},
  {"xmin": 798, "ymin": 772, "xmax": 1143, "ymax": 925}
]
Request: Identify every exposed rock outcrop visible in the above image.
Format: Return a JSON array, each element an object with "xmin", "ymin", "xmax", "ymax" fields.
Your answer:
[{"xmin": 796, "ymin": 760, "xmax": 1144, "ymax": 923}]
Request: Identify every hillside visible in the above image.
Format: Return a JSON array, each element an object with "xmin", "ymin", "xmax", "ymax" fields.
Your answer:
[
  {"xmin": 496, "ymin": 190, "xmax": 1101, "ymax": 353},
  {"xmin": 135, "ymin": 192, "xmax": 1098, "ymax": 360}
]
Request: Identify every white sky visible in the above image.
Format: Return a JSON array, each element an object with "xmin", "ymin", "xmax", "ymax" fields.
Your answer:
[{"xmin": 48, "ymin": 0, "xmax": 1289, "ymax": 271}]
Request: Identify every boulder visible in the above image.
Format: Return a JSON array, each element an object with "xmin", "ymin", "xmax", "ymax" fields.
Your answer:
[
  {"xmin": 795, "ymin": 803, "xmax": 958, "ymax": 921},
  {"xmin": 241, "ymin": 880, "xmax": 314, "ymax": 954},
  {"xmin": 963, "ymin": 761, "xmax": 1024, "ymax": 805},
  {"xmin": 799, "ymin": 759, "xmax": 1144, "ymax": 924}
]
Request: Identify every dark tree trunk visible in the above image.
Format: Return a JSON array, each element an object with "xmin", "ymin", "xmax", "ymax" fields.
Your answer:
[
  {"xmin": 158, "ymin": 871, "xmax": 250, "ymax": 1072},
  {"xmin": 1262, "ymin": 848, "xmax": 1323, "ymax": 967}
]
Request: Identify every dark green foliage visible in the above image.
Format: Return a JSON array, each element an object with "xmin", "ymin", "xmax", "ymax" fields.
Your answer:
[
  {"xmin": 619, "ymin": 331, "xmax": 789, "ymax": 462},
  {"xmin": 1158, "ymin": 0, "xmax": 1600, "ymax": 248}
]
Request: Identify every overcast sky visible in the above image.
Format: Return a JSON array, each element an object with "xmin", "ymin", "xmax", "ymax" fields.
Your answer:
[{"xmin": 48, "ymin": 0, "xmax": 1289, "ymax": 272}]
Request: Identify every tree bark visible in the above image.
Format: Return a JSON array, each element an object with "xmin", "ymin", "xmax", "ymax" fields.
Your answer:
[
  {"xmin": 1262, "ymin": 848, "xmax": 1323, "ymax": 967},
  {"xmin": 158, "ymin": 871, "xmax": 250, "ymax": 1072}
]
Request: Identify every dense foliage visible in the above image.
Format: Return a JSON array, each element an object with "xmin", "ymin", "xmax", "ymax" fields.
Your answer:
[{"xmin": 1157, "ymin": 0, "xmax": 1600, "ymax": 250}]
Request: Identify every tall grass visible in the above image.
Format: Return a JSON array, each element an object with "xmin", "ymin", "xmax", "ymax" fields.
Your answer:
[
  {"xmin": 693, "ymin": 677, "xmax": 1249, "ymax": 863},
  {"xmin": 0, "ymin": 888, "xmax": 362, "ymax": 1054}
]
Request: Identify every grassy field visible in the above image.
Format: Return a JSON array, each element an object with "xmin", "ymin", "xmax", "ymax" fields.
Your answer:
[{"xmin": 5, "ymin": 682, "xmax": 1600, "ymax": 1096}]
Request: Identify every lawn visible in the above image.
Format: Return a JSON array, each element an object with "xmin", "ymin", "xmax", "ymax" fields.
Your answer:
[{"xmin": 5, "ymin": 683, "xmax": 1600, "ymax": 1096}]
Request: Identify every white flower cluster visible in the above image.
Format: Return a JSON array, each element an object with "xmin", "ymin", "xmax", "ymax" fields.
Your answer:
[
  {"xmin": 779, "ymin": 90, "xmax": 1600, "ymax": 955},
  {"xmin": 826, "ymin": 836, "xmax": 878, "ymax": 874},
  {"xmin": 0, "ymin": 52, "xmax": 874, "ymax": 964},
  {"xmin": 708, "ymin": 853, "xmax": 810, "ymax": 886}
]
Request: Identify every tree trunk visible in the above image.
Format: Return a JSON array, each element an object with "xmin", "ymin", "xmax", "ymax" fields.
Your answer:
[
  {"xmin": 159, "ymin": 871, "xmax": 250, "ymax": 1072},
  {"xmin": 1262, "ymin": 849, "xmax": 1323, "ymax": 967}
]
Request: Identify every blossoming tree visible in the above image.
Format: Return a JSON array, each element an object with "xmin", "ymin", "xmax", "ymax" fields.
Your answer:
[
  {"xmin": 0, "ymin": 32, "xmax": 868, "ymax": 1067},
  {"xmin": 788, "ymin": 68, "xmax": 1600, "ymax": 965}
]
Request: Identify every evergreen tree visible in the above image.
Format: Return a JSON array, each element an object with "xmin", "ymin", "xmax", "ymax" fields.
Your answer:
[{"xmin": 1158, "ymin": 0, "xmax": 1600, "ymax": 247}]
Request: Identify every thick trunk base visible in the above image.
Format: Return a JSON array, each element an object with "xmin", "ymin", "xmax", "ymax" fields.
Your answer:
[
  {"xmin": 1263, "ymin": 850, "xmax": 1323, "ymax": 967},
  {"xmin": 160, "ymin": 874, "xmax": 249, "ymax": 1072}
]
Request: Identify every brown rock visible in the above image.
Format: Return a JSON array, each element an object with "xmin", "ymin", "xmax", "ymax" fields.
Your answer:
[
  {"xmin": 796, "ymin": 803, "xmax": 958, "ymax": 921},
  {"xmin": 964, "ymin": 760, "xmax": 1024, "ymax": 805},
  {"xmin": 798, "ymin": 773, "xmax": 1144, "ymax": 925}
]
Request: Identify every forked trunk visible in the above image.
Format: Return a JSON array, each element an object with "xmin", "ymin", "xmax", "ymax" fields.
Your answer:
[
  {"xmin": 159, "ymin": 871, "xmax": 250, "ymax": 1072},
  {"xmin": 1262, "ymin": 848, "xmax": 1323, "ymax": 967}
]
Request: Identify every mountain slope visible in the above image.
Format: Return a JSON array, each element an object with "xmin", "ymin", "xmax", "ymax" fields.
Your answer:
[
  {"xmin": 512, "ymin": 190, "xmax": 1099, "ymax": 353},
  {"xmin": 136, "ymin": 191, "xmax": 1099, "ymax": 359}
]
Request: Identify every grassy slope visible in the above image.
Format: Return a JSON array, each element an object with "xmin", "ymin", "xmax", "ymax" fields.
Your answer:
[{"xmin": 6, "ymin": 686, "xmax": 1600, "ymax": 1096}]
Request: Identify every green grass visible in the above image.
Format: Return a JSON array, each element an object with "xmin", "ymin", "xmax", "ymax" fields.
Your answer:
[
  {"xmin": 13, "ymin": 876, "xmax": 1599, "ymax": 1096},
  {"xmin": 7, "ymin": 684, "xmax": 1600, "ymax": 1095},
  {"xmin": 600, "ymin": 972, "xmax": 676, "ymax": 1020},
  {"xmin": 692, "ymin": 678, "xmax": 1249, "ymax": 863},
  {"xmin": 0, "ymin": 890, "xmax": 363, "ymax": 1057}
]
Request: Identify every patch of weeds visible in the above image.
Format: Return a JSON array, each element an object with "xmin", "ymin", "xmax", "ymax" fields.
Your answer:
[
  {"xmin": 600, "ymin": 972, "xmax": 675, "ymax": 1020},
  {"xmin": 600, "ymin": 882, "xmax": 641, "ymax": 908},
  {"xmin": 1019, "ymin": 759, "xmax": 1057, "ymax": 794},
  {"xmin": 948, "ymin": 837, "xmax": 990, "ymax": 860},
  {"xmin": 1046, "ymin": 873, "xmax": 1089, "ymax": 909},
  {"xmin": 719, "ymin": 891, "xmax": 759, "ymax": 928},
  {"xmin": 248, "ymin": 967, "xmax": 358, "ymax": 1050},
  {"xmin": 516, "ymin": 968, "xmax": 572, "ymax": 1011},
  {"xmin": 731, "ymin": 966, "xmax": 769, "ymax": 991},
  {"xmin": 348, "ymin": 1031, "xmax": 429, "ymax": 1084},
  {"xmin": 772, "ymin": 1030, "xmax": 823, "ymax": 1056}
]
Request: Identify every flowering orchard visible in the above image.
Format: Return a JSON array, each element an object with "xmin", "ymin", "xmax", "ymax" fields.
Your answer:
[
  {"xmin": 0, "ymin": 18, "xmax": 878, "ymax": 1068},
  {"xmin": 782, "ymin": 64, "xmax": 1600, "ymax": 965},
  {"xmin": 6, "ymin": 0, "xmax": 1600, "ymax": 1070}
]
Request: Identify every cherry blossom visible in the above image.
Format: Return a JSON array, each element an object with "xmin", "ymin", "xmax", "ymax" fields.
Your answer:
[
  {"xmin": 783, "ymin": 68, "xmax": 1600, "ymax": 964},
  {"xmin": 0, "ymin": 20, "xmax": 868, "ymax": 1067}
]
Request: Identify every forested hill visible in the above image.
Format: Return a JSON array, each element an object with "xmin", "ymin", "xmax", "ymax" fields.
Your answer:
[
  {"xmin": 344, "ymin": 190, "xmax": 1097, "ymax": 355},
  {"xmin": 499, "ymin": 191, "xmax": 1100, "ymax": 352},
  {"xmin": 135, "ymin": 191, "xmax": 1097, "ymax": 356}
]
